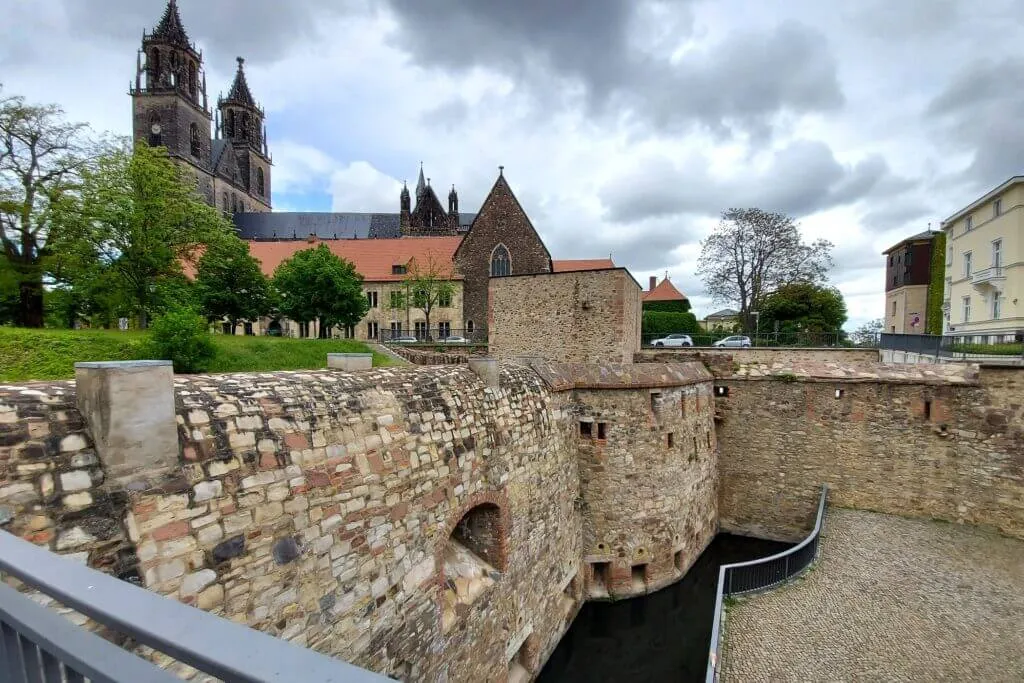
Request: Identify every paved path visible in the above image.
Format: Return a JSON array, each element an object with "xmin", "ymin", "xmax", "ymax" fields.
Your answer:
[{"xmin": 721, "ymin": 508, "xmax": 1024, "ymax": 682}]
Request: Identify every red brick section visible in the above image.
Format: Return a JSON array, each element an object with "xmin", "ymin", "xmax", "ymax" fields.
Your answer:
[
  {"xmin": 152, "ymin": 520, "xmax": 190, "ymax": 541},
  {"xmin": 436, "ymin": 491, "xmax": 511, "ymax": 580},
  {"xmin": 454, "ymin": 172, "xmax": 553, "ymax": 333}
]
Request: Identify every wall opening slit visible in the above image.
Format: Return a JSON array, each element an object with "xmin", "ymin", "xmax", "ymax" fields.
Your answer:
[
  {"xmin": 631, "ymin": 563, "xmax": 648, "ymax": 592},
  {"xmin": 924, "ymin": 400, "xmax": 932, "ymax": 420}
]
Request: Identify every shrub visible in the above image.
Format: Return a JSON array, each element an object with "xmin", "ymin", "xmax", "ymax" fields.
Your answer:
[
  {"xmin": 642, "ymin": 311, "xmax": 700, "ymax": 337},
  {"xmin": 148, "ymin": 308, "xmax": 216, "ymax": 373}
]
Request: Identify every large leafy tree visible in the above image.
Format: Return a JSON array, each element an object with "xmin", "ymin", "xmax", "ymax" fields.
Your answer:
[
  {"xmin": 758, "ymin": 282, "xmax": 848, "ymax": 342},
  {"xmin": 195, "ymin": 236, "xmax": 272, "ymax": 333},
  {"xmin": 388, "ymin": 253, "xmax": 458, "ymax": 340},
  {"xmin": 698, "ymin": 208, "xmax": 833, "ymax": 332},
  {"xmin": 70, "ymin": 142, "xmax": 232, "ymax": 327},
  {"xmin": 272, "ymin": 244, "xmax": 368, "ymax": 338},
  {"xmin": 850, "ymin": 318, "xmax": 884, "ymax": 347},
  {"xmin": 0, "ymin": 87, "xmax": 93, "ymax": 327}
]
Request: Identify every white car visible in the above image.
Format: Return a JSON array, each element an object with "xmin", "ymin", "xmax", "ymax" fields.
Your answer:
[
  {"xmin": 441, "ymin": 335, "xmax": 469, "ymax": 344},
  {"xmin": 713, "ymin": 335, "xmax": 752, "ymax": 348},
  {"xmin": 391, "ymin": 335, "xmax": 419, "ymax": 343},
  {"xmin": 650, "ymin": 334, "xmax": 694, "ymax": 347}
]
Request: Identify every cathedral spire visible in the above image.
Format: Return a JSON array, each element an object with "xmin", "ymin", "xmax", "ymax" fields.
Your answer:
[
  {"xmin": 152, "ymin": 0, "xmax": 191, "ymax": 48},
  {"xmin": 226, "ymin": 57, "xmax": 256, "ymax": 106},
  {"xmin": 416, "ymin": 162, "xmax": 426, "ymax": 198}
]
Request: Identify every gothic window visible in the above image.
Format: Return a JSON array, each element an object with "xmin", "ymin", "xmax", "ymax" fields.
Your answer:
[
  {"xmin": 222, "ymin": 192, "xmax": 228, "ymax": 212},
  {"xmin": 225, "ymin": 110, "xmax": 234, "ymax": 138},
  {"xmin": 466, "ymin": 320, "xmax": 474, "ymax": 334},
  {"xmin": 242, "ymin": 112, "xmax": 252, "ymax": 141},
  {"xmin": 189, "ymin": 123, "xmax": 200, "ymax": 158},
  {"xmin": 232, "ymin": 194, "xmax": 239, "ymax": 213},
  {"xmin": 256, "ymin": 168, "xmax": 265, "ymax": 196},
  {"xmin": 149, "ymin": 49, "xmax": 161, "ymax": 85},
  {"xmin": 490, "ymin": 244, "xmax": 511, "ymax": 277},
  {"xmin": 188, "ymin": 61, "xmax": 197, "ymax": 99}
]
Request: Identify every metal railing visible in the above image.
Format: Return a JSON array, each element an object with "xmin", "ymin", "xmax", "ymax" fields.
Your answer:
[
  {"xmin": 641, "ymin": 332, "xmax": 854, "ymax": 348},
  {"xmin": 380, "ymin": 327, "xmax": 487, "ymax": 344},
  {"xmin": 879, "ymin": 332, "xmax": 1024, "ymax": 362},
  {"xmin": 0, "ymin": 531, "xmax": 392, "ymax": 682},
  {"xmin": 705, "ymin": 485, "xmax": 829, "ymax": 682}
]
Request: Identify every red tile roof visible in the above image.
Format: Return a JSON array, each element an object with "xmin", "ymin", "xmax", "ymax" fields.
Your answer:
[
  {"xmin": 642, "ymin": 278, "xmax": 688, "ymax": 302},
  {"xmin": 551, "ymin": 259, "xmax": 616, "ymax": 272},
  {"xmin": 246, "ymin": 237, "xmax": 464, "ymax": 281}
]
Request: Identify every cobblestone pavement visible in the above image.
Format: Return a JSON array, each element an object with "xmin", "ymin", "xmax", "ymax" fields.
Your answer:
[{"xmin": 721, "ymin": 508, "xmax": 1024, "ymax": 682}]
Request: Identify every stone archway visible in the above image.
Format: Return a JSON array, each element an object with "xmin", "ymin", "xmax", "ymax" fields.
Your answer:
[{"xmin": 439, "ymin": 494, "xmax": 509, "ymax": 632}]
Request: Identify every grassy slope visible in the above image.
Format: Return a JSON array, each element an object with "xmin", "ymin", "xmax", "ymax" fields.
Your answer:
[{"xmin": 0, "ymin": 328, "xmax": 393, "ymax": 382}]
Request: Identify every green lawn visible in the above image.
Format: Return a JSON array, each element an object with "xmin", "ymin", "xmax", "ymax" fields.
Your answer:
[{"xmin": 0, "ymin": 327, "xmax": 394, "ymax": 382}]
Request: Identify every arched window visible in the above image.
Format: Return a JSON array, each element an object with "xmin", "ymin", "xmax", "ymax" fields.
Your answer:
[
  {"xmin": 490, "ymin": 244, "xmax": 511, "ymax": 277},
  {"xmin": 222, "ymin": 192, "xmax": 229, "ymax": 212},
  {"xmin": 466, "ymin": 320, "xmax": 474, "ymax": 334},
  {"xmin": 256, "ymin": 167, "xmax": 265, "ymax": 196},
  {"xmin": 232, "ymin": 194, "xmax": 239, "ymax": 214},
  {"xmin": 188, "ymin": 61, "xmax": 197, "ymax": 99},
  {"xmin": 442, "ymin": 502, "xmax": 506, "ymax": 633},
  {"xmin": 225, "ymin": 110, "xmax": 234, "ymax": 138},
  {"xmin": 242, "ymin": 112, "xmax": 252, "ymax": 141},
  {"xmin": 149, "ymin": 49, "xmax": 161, "ymax": 85},
  {"xmin": 189, "ymin": 123, "xmax": 200, "ymax": 158}
]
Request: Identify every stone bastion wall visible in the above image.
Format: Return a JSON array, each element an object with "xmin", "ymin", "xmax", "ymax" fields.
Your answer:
[
  {"xmin": 712, "ymin": 361, "xmax": 1024, "ymax": 541},
  {"xmin": 1, "ymin": 359, "xmax": 715, "ymax": 681}
]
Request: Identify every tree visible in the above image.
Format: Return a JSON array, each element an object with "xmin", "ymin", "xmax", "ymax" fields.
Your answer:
[
  {"xmin": 642, "ymin": 299, "xmax": 692, "ymax": 313},
  {"xmin": 698, "ymin": 208, "xmax": 833, "ymax": 333},
  {"xmin": 850, "ymin": 318, "xmax": 884, "ymax": 347},
  {"xmin": 195, "ymin": 236, "xmax": 272, "ymax": 333},
  {"xmin": 0, "ymin": 87, "xmax": 93, "ymax": 327},
  {"xmin": 926, "ymin": 231, "xmax": 946, "ymax": 335},
  {"xmin": 642, "ymin": 311, "xmax": 700, "ymax": 338},
  {"xmin": 388, "ymin": 253, "xmax": 457, "ymax": 340},
  {"xmin": 272, "ymin": 244, "xmax": 368, "ymax": 338},
  {"xmin": 758, "ymin": 282, "xmax": 848, "ymax": 343},
  {"xmin": 70, "ymin": 142, "xmax": 232, "ymax": 327}
]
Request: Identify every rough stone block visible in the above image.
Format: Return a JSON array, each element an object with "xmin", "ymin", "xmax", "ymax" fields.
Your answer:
[
  {"xmin": 327, "ymin": 353, "xmax": 373, "ymax": 371},
  {"xmin": 212, "ymin": 535, "xmax": 246, "ymax": 563},
  {"xmin": 60, "ymin": 470, "xmax": 93, "ymax": 492},
  {"xmin": 468, "ymin": 358, "xmax": 500, "ymax": 389},
  {"xmin": 74, "ymin": 361, "xmax": 177, "ymax": 480}
]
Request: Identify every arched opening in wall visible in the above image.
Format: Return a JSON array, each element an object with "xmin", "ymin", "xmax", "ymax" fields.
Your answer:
[
  {"xmin": 242, "ymin": 112, "xmax": 252, "ymax": 141},
  {"xmin": 188, "ymin": 61, "xmax": 197, "ymax": 99},
  {"xmin": 256, "ymin": 167, "xmax": 265, "ymax": 196},
  {"xmin": 490, "ymin": 244, "xmax": 511, "ymax": 277},
  {"xmin": 442, "ymin": 503, "xmax": 505, "ymax": 633},
  {"xmin": 149, "ymin": 49, "xmax": 161, "ymax": 84},
  {"xmin": 189, "ymin": 123, "xmax": 200, "ymax": 158}
]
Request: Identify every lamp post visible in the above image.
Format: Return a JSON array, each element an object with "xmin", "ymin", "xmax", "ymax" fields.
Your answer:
[{"xmin": 751, "ymin": 311, "xmax": 760, "ymax": 347}]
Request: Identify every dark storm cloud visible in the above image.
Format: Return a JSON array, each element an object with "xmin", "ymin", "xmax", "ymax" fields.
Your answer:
[
  {"xmin": 599, "ymin": 141, "xmax": 912, "ymax": 224},
  {"xmin": 60, "ymin": 0, "xmax": 362, "ymax": 63},
  {"xmin": 382, "ymin": 1, "xmax": 843, "ymax": 137},
  {"xmin": 927, "ymin": 57, "xmax": 1024, "ymax": 191}
]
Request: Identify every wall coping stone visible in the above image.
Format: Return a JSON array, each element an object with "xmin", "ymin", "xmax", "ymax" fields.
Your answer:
[
  {"xmin": 727, "ymin": 362, "xmax": 980, "ymax": 385},
  {"xmin": 326, "ymin": 353, "xmax": 373, "ymax": 358},
  {"xmin": 74, "ymin": 361, "xmax": 172, "ymax": 369},
  {"xmin": 525, "ymin": 360, "xmax": 712, "ymax": 392}
]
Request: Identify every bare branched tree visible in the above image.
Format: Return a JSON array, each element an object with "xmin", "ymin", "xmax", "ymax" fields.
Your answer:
[
  {"xmin": 697, "ymin": 208, "xmax": 833, "ymax": 332},
  {"xmin": 0, "ymin": 86, "xmax": 93, "ymax": 327}
]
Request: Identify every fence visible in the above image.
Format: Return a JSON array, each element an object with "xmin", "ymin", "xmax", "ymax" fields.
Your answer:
[
  {"xmin": 879, "ymin": 332, "xmax": 1024, "ymax": 362},
  {"xmin": 380, "ymin": 327, "xmax": 487, "ymax": 344},
  {"xmin": 642, "ymin": 332, "xmax": 853, "ymax": 348},
  {"xmin": 0, "ymin": 530, "xmax": 391, "ymax": 683},
  {"xmin": 705, "ymin": 485, "xmax": 829, "ymax": 682}
]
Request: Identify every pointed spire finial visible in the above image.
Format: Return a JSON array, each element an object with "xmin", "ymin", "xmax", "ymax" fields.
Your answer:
[
  {"xmin": 499, "ymin": 165, "xmax": 504, "ymax": 176},
  {"xmin": 237, "ymin": 56, "xmax": 245, "ymax": 69}
]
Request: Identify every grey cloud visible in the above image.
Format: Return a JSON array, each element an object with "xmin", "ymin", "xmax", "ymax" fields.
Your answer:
[
  {"xmin": 600, "ymin": 140, "xmax": 910, "ymax": 224},
  {"xmin": 927, "ymin": 57, "xmax": 1024, "ymax": 190},
  {"xmin": 382, "ymin": 1, "xmax": 842, "ymax": 138},
  {"xmin": 543, "ymin": 215, "xmax": 702, "ymax": 273}
]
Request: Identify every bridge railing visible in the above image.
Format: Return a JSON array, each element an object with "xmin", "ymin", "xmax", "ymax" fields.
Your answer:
[
  {"xmin": 0, "ymin": 530, "xmax": 392, "ymax": 683},
  {"xmin": 705, "ymin": 485, "xmax": 829, "ymax": 682}
]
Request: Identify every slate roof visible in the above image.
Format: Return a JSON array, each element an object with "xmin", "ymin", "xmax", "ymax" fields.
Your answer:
[
  {"xmin": 881, "ymin": 229, "xmax": 939, "ymax": 255},
  {"xmin": 225, "ymin": 58, "xmax": 256, "ymax": 106},
  {"xmin": 151, "ymin": 0, "xmax": 191, "ymax": 47},
  {"xmin": 246, "ymin": 237, "xmax": 464, "ymax": 282},
  {"xmin": 706, "ymin": 308, "xmax": 739, "ymax": 319},
  {"xmin": 642, "ymin": 278, "xmax": 688, "ymax": 302},
  {"xmin": 233, "ymin": 212, "xmax": 477, "ymax": 240}
]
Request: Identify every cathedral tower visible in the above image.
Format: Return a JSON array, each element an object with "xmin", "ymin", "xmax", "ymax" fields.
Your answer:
[
  {"xmin": 216, "ymin": 58, "xmax": 272, "ymax": 210},
  {"xmin": 130, "ymin": 0, "xmax": 213, "ymax": 202}
]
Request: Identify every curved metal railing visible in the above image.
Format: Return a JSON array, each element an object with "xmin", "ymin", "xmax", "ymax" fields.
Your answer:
[{"xmin": 705, "ymin": 484, "xmax": 829, "ymax": 682}]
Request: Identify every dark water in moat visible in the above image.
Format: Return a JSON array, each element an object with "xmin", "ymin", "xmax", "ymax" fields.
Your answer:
[{"xmin": 538, "ymin": 534, "xmax": 792, "ymax": 683}]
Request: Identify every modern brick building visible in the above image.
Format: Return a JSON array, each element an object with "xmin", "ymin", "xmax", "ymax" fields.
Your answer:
[{"xmin": 882, "ymin": 230, "xmax": 940, "ymax": 334}]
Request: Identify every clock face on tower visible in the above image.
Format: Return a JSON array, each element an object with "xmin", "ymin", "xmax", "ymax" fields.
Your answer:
[{"xmin": 151, "ymin": 124, "xmax": 162, "ymax": 135}]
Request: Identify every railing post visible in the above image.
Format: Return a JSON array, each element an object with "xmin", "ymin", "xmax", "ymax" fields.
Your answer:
[{"xmin": 784, "ymin": 554, "xmax": 790, "ymax": 579}]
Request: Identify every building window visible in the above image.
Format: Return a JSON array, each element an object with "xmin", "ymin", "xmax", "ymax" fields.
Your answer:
[
  {"xmin": 963, "ymin": 251, "xmax": 972, "ymax": 278},
  {"xmin": 667, "ymin": 432, "xmax": 674, "ymax": 448},
  {"xmin": 389, "ymin": 291, "xmax": 402, "ymax": 308},
  {"xmin": 993, "ymin": 292, "xmax": 1001, "ymax": 320},
  {"xmin": 189, "ymin": 123, "xmax": 200, "ymax": 158},
  {"xmin": 438, "ymin": 290, "xmax": 452, "ymax": 308},
  {"xmin": 367, "ymin": 322, "xmax": 379, "ymax": 340},
  {"xmin": 256, "ymin": 167, "xmax": 265, "ymax": 197},
  {"xmin": 414, "ymin": 321, "xmax": 427, "ymax": 339},
  {"xmin": 392, "ymin": 264, "xmax": 407, "ymax": 275},
  {"xmin": 891, "ymin": 300, "xmax": 897, "ymax": 316},
  {"xmin": 438, "ymin": 321, "xmax": 451, "ymax": 339},
  {"xmin": 148, "ymin": 113, "xmax": 161, "ymax": 147},
  {"xmin": 466, "ymin": 320, "xmax": 474, "ymax": 334},
  {"xmin": 994, "ymin": 198, "xmax": 1002, "ymax": 217},
  {"xmin": 992, "ymin": 240, "xmax": 1002, "ymax": 269},
  {"xmin": 597, "ymin": 423, "xmax": 606, "ymax": 440},
  {"xmin": 390, "ymin": 321, "xmax": 402, "ymax": 339},
  {"xmin": 222, "ymin": 192, "xmax": 228, "ymax": 212},
  {"xmin": 579, "ymin": 422, "xmax": 592, "ymax": 438},
  {"xmin": 965, "ymin": 215, "xmax": 973, "ymax": 232},
  {"xmin": 946, "ymin": 247, "xmax": 952, "ymax": 266},
  {"xmin": 367, "ymin": 291, "xmax": 378, "ymax": 308},
  {"xmin": 962, "ymin": 296, "xmax": 971, "ymax": 323},
  {"xmin": 490, "ymin": 244, "xmax": 511, "ymax": 277}
]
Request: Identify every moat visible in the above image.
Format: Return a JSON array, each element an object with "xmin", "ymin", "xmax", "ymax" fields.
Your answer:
[{"xmin": 538, "ymin": 534, "xmax": 791, "ymax": 683}]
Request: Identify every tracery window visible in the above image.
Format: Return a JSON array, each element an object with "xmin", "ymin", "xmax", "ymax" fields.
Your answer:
[{"xmin": 490, "ymin": 244, "xmax": 511, "ymax": 277}]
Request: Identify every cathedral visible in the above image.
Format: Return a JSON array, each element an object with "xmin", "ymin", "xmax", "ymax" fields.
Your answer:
[{"xmin": 132, "ymin": 1, "xmax": 612, "ymax": 340}]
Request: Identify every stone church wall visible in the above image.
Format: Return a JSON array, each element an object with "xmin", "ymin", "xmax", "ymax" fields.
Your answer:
[
  {"xmin": 716, "ymin": 364, "xmax": 1024, "ymax": 541},
  {"xmin": 489, "ymin": 269, "xmax": 642, "ymax": 364}
]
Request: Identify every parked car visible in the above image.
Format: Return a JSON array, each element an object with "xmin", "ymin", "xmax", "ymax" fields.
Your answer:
[
  {"xmin": 391, "ymin": 335, "xmax": 419, "ymax": 343},
  {"xmin": 650, "ymin": 333, "xmax": 694, "ymax": 347},
  {"xmin": 713, "ymin": 335, "xmax": 752, "ymax": 348},
  {"xmin": 441, "ymin": 335, "xmax": 469, "ymax": 344}
]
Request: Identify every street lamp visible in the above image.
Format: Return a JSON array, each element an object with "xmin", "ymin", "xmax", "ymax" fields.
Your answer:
[{"xmin": 751, "ymin": 311, "xmax": 760, "ymax": 346}]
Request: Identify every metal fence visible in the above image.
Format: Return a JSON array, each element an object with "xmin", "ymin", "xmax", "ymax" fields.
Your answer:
[
  {"xmin": 642, "ymin": 332, "xmax": 853, "ymax": 348},
  {"xmin": 879, "ymin": 333, "xmax": 1024, "ymax": 362},
  {"xmin": 0, "ymin": 530, "xmax": 391, "ymax": 683},
  {"xmin": 705, "ymin": 485, "xmax": 829, "ymax": 682},
  {"xmin": 380, "ymin": 327, "xmax": 486, "ymax": 344}
]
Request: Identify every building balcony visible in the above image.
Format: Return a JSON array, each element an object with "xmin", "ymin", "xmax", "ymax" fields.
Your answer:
[
  {"xmin": 941, "ymin": 297, "xmax": 951, "ymax": 313},
  {"xmin": 971, "ymin": 266, "xmax": 1006, "ymax": 291}
]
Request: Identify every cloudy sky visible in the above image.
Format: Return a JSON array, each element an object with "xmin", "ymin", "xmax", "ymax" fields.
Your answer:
[{"xmin": 4, "ymin": 0, "xmax": 1023, "ymax": 328}]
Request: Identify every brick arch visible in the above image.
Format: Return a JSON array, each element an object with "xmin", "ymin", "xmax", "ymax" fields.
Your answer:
[{"xmin": 437, "ymin": 491, "xmax": 511, "ymax": 582}]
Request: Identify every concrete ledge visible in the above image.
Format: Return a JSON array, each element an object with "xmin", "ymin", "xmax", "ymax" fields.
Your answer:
[
  {"xmin": 74, "ymin": 360, "xmax": 173, "ymax": 369},
  {"xmin": 327, "ymin": 353, "xmax": 373, "ymax": 371}
]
